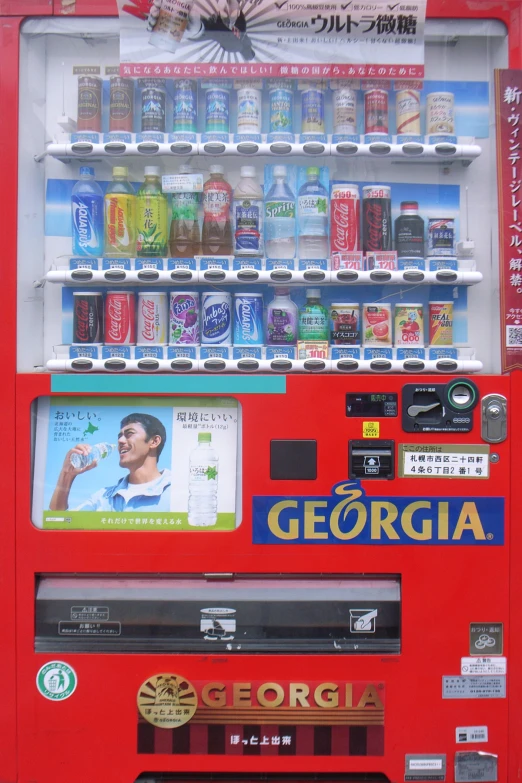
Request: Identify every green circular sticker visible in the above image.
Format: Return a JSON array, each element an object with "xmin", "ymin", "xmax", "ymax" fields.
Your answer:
[{"xmin": 36, "ymin": 661, "xmax": 77, "ymax": 701}]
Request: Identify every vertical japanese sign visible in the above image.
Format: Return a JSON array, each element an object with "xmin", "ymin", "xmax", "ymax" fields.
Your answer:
[
  {"xmin": 496, "ymin": 69, "xmax": 522, "ymax": 371},
  {"xmin": 118, "ymin": 0, "xmax": 426, "ymax": 78}
]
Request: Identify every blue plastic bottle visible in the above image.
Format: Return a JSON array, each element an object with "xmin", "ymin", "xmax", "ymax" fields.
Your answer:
[{"xmin": 71, "ymin": 166, "xmax": 104, "ymax": 256}]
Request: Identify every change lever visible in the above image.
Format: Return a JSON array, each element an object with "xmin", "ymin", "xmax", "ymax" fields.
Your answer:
[{"xmin": 407, "ymin": 401, "xmax": 441, "ymax": 417}]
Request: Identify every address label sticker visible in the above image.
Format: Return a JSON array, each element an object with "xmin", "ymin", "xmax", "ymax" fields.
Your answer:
[
  {"xmin": 399, "ymin": 444, "xmax": 490, "ymax": 479},
  {"xmin": 442, "ymin": 676, "xmax": 506, "ymax": 699},
  {"xmin": 405, "ymin": 754, "xmax": 446, "ymax": 782},
  {"xmin": 461, "ymin": 657, "xmax": 506, "ymax": 676},
  {"xmin": 455, "ymin": 752, "xmax": 498, "ymax": 782},
  {"xmin": 456, "ymin": 726, "xmax": 488, "ymax": 744}
]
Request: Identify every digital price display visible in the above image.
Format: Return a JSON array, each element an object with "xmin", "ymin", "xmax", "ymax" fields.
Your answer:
[{"xmin": 346, "ymin": 393, "xmax": 398, "ymax": 418}]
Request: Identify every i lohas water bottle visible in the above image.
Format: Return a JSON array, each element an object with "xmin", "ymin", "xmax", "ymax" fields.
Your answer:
[
  {"xmin": 70, "ymin": 442, "xmax": 117, "ymax": 470},
  {"xmin": 188, "ymin": 432, "xmax": 219, "ymax": 527},
  {"xmin": 71, "ymin": 166, "xmax": 104, "ymax": 257},
  {"xmin": 264, "ymin": 165, "xmax": 296, "ymax": 259}
]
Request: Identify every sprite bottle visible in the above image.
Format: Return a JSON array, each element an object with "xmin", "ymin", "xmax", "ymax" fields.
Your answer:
[{"xmin": 136, "ymin": 166, "xmax": 168, "ymax": 257}]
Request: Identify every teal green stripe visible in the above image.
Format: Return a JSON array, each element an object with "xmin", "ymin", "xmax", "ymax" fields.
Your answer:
[{"xmin": 51, "ymin": 375, "xmax": 286, "ymax": 394}]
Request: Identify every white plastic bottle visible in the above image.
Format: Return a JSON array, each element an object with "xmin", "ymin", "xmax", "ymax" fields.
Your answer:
[
  {"xmin": 188, "ymin": 432, "xmax": 219, "ymax": 527},
  {"xmin": 233, "ymin": 165, "xmax": 264, "ymax": 256},
  {"xmin": 264, "ymin": 165, "xmax": 296, "ymax": 259},
  {"xmin": 69, "ymin": 443, "xmax": 116, "ymax": 470},
  {"xmin": 298, "ymin": 166, "xmax": 328, "ymax": 259}
]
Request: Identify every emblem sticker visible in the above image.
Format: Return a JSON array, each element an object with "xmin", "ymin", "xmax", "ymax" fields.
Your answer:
[
  {"xmin": 138, "ymin": 673, "xmax": 198, "ymax": 729},
  {"xmin": 36, "ymin": 660, "xmax": 77, "ymax": 701}
]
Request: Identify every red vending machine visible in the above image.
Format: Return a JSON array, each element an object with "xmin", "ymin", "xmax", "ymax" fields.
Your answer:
[{"xmin": 5, "ymin": 0, "xmax": 522, "ymax": 781}]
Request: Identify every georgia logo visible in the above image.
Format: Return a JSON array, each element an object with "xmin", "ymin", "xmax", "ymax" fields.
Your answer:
[{"xmin": 137, "ymin": 673, "xmax": 198, "ymax": 729}]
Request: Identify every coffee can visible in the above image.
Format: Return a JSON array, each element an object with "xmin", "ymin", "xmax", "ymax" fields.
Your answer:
[
  {"xmin": 141, "ymin": 81, "xmax": 166, "ymax": 132},
  {"xmin": 364, "ymin": 89, "xmax": 388, "ymax": 134},
  {"xmin": 173, "ymin": 79, "xmax": 197, "ymax": 134},
  {"xmin": 109, "ymin": 76, "xmax": 134, "ymax": 133},
  {"xmin": 137, "ymin": 291, "xmax": 168, "ymax": 345},
  {"xmin": 333, "ymin": 87, "xmax": 357, "ymax": 135},
  {"xmin": 104, "ymin": 291, "xmax": 136, "ymax": 344},
  {"xmin": 72, "ymin": 292, "xmax": 103, "ymax": 344},
  {"xmin": 396, "ymin": 89, "xmax": 421, "ymax": 135},
  {"xmin": 426, "ymin": 92, "xmax": 455, "ymax": 134},
  {"xmin": 77, "ymin": 75, "xmax": 102, "ymax": 132}
]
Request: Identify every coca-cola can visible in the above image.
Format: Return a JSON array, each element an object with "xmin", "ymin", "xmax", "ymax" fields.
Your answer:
[
  {"xmin": 362, "ymin": 185, "xmax": 392, "ymax": 253},
  {"xmin": 137, "ymin": 292, "xmax": 168, "ymax": 345},
  {"xmin": 364, "ymin": 89, "xmax": 388, "ymax": 134},
  {"xmin": 330, "ymin": 184, "xmax": 360, "ymax": 254},
  {"xmin": 104, "ymin": 291, "xmax": 136, "ymax": 345},
  {"xmin": 72, "ymin": 292, "xmax": 103, "ymax": 344}
]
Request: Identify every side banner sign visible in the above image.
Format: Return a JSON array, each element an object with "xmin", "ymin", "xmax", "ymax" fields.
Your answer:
[
  {"xmin": 252, "ymin": 481, "xmax": 504, "ymax": 545},
  {"xmin": 118, "ymin": 0, "xmax": 426, "ymax": 78},
  {"xmin": 496, "ymin": 68, "xmax": 522, "ymax": 371}
]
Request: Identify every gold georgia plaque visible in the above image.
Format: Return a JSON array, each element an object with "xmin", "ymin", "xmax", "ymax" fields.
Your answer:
[{"xmin": 138, "ymin": 673, "xmax": 198, "ymax": 729}]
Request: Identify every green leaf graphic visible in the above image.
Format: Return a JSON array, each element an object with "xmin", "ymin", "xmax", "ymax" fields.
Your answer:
[{"xmin": 205, "ymin": 466, "xmax": 218, "ymax": 480}]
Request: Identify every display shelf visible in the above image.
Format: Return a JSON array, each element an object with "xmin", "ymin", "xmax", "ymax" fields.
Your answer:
[
  {"xmin": 46, "ymin": 358, "xmax": 483, "ymax": 374},
  {"xmin": 42, "ymin": 140, "xmax": 482, "ymax": 165},
  {"xmin": 44, "ymin": 267, "xmax": 482, "ymax": 286}
]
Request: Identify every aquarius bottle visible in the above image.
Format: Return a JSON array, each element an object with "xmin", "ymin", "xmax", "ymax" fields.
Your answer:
[{"xmin": 71, "ymin": 166, "xmax": 104, "ymax": 257}]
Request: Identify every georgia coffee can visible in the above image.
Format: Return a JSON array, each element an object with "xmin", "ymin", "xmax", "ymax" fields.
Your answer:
[
  {"xmin": 141, "ymin": 81, "xmax": 166, "ymax": 132},
  {"xmin": 109, "ymin": 76, "xmax": 134, "ymax": 133},
  {"xmin": 364, "ymin": 89, "xmax": 388, "ymax": 134},
  {"xmin": 330, "ymin": 184, "xmax": 360, "ymax": 253},
  {"xmin": 104, "ymin": 291, "xmax": 136, "ymax": 344},
  {"xmin": 362, "ymin": 186, "xmax": 392, "ymax": 252},
  {"xmin": 72, "ymin": 292, "xmax": 103, "ymax": 344},
  {"xmin": 137, "ymin": 292, "xmax": 168, "ymax": 345},
  {"xmin": 77, "ymin": 76, "xmax": 102, "ymax": 132},
  {"xmin": 396, "ymin": 89, "xmax": 421, "ymax": 135}
]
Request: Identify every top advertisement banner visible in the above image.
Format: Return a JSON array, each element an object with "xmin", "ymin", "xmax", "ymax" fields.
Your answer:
[{"xmin": 118, "ymin": 0, "xmax": 426, "ymax": 78}]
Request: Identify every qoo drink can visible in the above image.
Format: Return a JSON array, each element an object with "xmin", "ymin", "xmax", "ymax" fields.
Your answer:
[
  {"xmin": 141, "ymin": 81, "xmax": 166, "ymax": 132},
  {"xmin": 269, "ymin": 85, "xmax": 293, "ymax": 135},
  {"xmin": 237, "ymin": 86, "xmax": 262, "ymax": 134},
  {"xmin": 363, "ymin": 303, "xmax": 392, "ymax": 345},
  {"xmin": 104, "ymin": 291, "xmax": 136, "ymax": 344},
  {"xmin": 205, "ymin": 87, "xmax": 230, "ymax": 134},
  {"xmin": 201, "ymin": 292, "xmax": 232, "ymax": 344},
  {"xmin": 362, "ymin": 186, "xmax": 392, "ymax": 253},
  {"xmin": 173, "ymin": 79, "xmax": 197, "ymax": 133},
  {"xmin": 169, "ymin": 292, "xmax": 200, "ymax": 345},
  {"xmin": 394, "ymin": 303, "xmax": 424, "ymax": 347},
  {"xmin": 428, "ymin": 218, "xmax": 455, "ymax": 256},
  {"xmin": 109, "ymin": 77, "xmax": 134, "ymax": 133},
  {"xmin": 364, "ymin": 89, "xmax": 388, "ymax": 135},
  {"xmin": 233, "ymin": 293, "xmax": 264, "ymax": 345},
  {"xmin": 333, "ymin": 87, "xmax": 357, "ymax": 135},
  {"xmin": 329, "ymin": 303, "xmax": 360, "ymax": 345},
  {"xmin": 301, "ymin": 86, "xmax": 325, "ymax": 135},
  {"xmin": 137, "ymin": 292, "xmax": 168, "ymax": 345},
  {"xmin": 77, "ymin": 76, "xmax": 102, "ymax": 132},
  {"xmin": 426, "ymin": 92, "xmax": 455, "ymax": 135},
  {"xmin": 330, "ymin": 184, "xmax": 360, "ymax": 254},
  {"xmin": 72, "ymin": 292, "xmax": 103, "ymax": 344},
  {"xmin": 396, "ymin": 89, "xmax": 421, "ymax": 136},
  {"xmin": 429, "ymin": 301, "xmax": 453, "ymax": 345}
]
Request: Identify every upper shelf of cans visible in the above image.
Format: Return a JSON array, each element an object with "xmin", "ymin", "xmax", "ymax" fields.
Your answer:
[
  {"xmin": 50, "ymin": 165, "xmax": 475, "ymax": 282},
  {"xmin": 43, "ymin": 75, "xmax": 481, "ymax": 166}
]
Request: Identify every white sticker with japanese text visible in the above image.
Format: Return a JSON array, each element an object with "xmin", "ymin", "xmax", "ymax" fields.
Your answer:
[{"xmin": 399, "ymin": 445, "xmax": 489, "ymax": 479}]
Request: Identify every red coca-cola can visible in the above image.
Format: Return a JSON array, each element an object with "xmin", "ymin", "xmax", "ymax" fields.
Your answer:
[
  {"xmin": 362, "ymin": 185, "xmax": 392, "ymax": 253},
  {"xmin": 72, "ymin": 292, "xmax": 103, "ymax": 344},
  {"xmin": 104, "ymin": 291, "xmax": 136, "ymax": 344},
  {"xmin": 330, "ymin": 184, "xmax": 360, "ymax": 253},
  {"xmin": 364, "ymin": 89, "xmax": 389, "ymax": 134}
]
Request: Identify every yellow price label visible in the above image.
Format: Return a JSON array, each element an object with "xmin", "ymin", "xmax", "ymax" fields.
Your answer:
[{"xmin": 363, "ymin": 421, "xmax": 380, "ymax": 438}]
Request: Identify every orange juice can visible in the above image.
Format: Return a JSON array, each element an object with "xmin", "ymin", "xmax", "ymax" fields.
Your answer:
[{"xmin": 429, "ymin": 301, "xmax": 453, "ymax": 345}]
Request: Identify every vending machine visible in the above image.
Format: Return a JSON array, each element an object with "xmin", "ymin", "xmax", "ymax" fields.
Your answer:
[{"xmin": 5, "ymin": 0, "xmax": 522, "ymax": 781}]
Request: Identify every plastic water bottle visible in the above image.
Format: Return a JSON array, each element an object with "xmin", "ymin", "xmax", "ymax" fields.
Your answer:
[
  {"xmin": 70, "ymin": 443, "xmax": 116, "ymax": 470},
  {"xmin": 188, "ymin": 432, "xmax": 219, "ymax": 527},
  {"xmin": 298, "ymin": 166, "xmax": 329, "ymax": 259},
  {"xmin": 71, "ymin": 166, "xmax": 104, "ymax": 257},
  {"xmin": 264, "ymin": 165, "xmax": 296, "ymax": 259}
]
